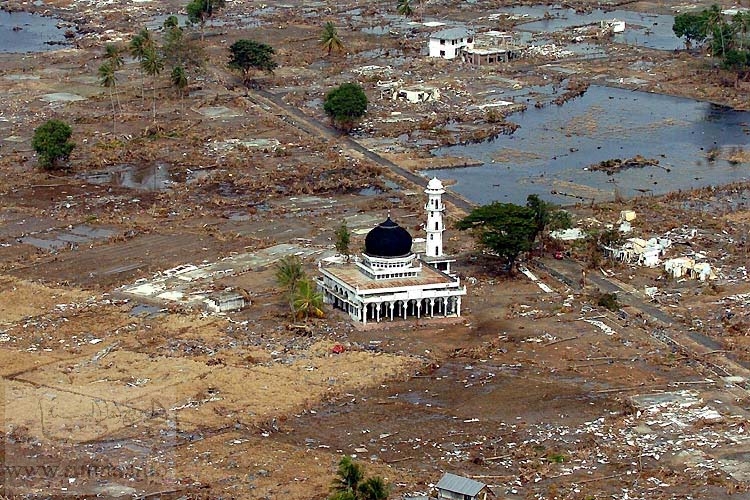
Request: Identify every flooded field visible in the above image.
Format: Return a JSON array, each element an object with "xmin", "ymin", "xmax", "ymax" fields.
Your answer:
[
  {"xmin": 505, "ymin": 6, "xmax": 682, "ymax": 50},
  {"xmin": 429, "ymin": 85, "xmax": 750, "ymax": 206},
  {"xmin": 0, "ymin": 10, "xmax": 69, "ymax": 53}
]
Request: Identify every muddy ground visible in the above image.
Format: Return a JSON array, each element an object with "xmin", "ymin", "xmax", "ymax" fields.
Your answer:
[{"xmin": 1, "ymin": 0, "xmax": 750, "ymax": 498}]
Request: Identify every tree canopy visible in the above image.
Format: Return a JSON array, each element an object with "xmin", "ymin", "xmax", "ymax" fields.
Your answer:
[
  {"xmin": 323, "ymin": 83, "xmax": 368, "ymax": 132},
  {"xmin": 187, "ymin": 0, "xmax": 226, "ymax": 39},
  {"xmin": 32, "ymin": 119, "xmax": 75, "ymax": 170},
  {"xmin": 329, "ymin": 456, "xmax": 389, "ymax": 500},
  {"xmin": 456, "ymin": 202, "xmax": 538, "ymax": 270},
  {"xmin": 334, "ymin": 221, "xmax": 351, "ymax": 259},
  {"xmin": 228, "ymin": 39, "xmax": 277, "ymax": 86},
  {"xmin": 673, "ymin": 5, "xmax": 750, "ymax": 78}
]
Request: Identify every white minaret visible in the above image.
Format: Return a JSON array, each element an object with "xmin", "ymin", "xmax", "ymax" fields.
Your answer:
[{"xmin": 424, "ymin": 177, "xmax": 446, "ymax": 258}]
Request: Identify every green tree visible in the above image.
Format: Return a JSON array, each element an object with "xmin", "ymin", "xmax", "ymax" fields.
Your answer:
[
  {"xmin": 320, "ymin": 21, "xmax": 344, "ymax": 56},
  {"xmin": 330, "ymin": 456, "xmax": 364, "ymax": 496},
  {"xmin": 228, "ymin": 39, "xmax": 277, "ymax": 87},
  {"xmin": 673, "ymin": 11, "xmax": 708, "ymax": 49},
  {"xmin": 335, "ymin": 221, "xmax": 351, "ymax": 260},
  {"xmin": 397, "ymin": 0, "xmax": 413, "ymax": 18},
  {"xmin": 32, "ymin": 119, "xmax": 75, "ymax": 170},
  {"xmin": 275, "ymin": 255, "xmax": 306, "ymax": 320},
  {"xmin": 130, "ymin": 28, "xmax": 155, "ymax": 103},
  {"xmin": 705, "ymin": 4, "xmax": 729, "ymax": 57},
  {"xmin": 357, "ymin": 477, "xmax": 390, "ymax": 500},
  {"xmin": 732, "ymin": 12, "xmax": 750, "ymax": 50},
  {"xmin": 162, "ymin": 18, "xmax": 204, "ymax": 70},
  {"xmin": 163, "ymin": 15, "xmax": 179, "ymax": 29},
  {"xmin": 141, "ymin": 46, "xmax": 164, "ymax": 123},
  {"xmin": 526, "ymin": 194, "xmax": 572, "ymax": 251},
  {"xmin": 102, "ymin": 43, "xmax": 124, "ymax": 112},
  {"xmin": 171, "ymin": 65, "xmax": 188, "ymax": 111},
  {"xmin": 98, "ymin": 61, "xmax": 118, "ymax": 133},
  {"xmin": 293, "ymin": 278, "xmax": 325, "ymax": 320},
  {"xmin": 323, "ymin": 82, "xmax": 368, "ymax": 132},
  {"xmin": 456, "ymin": 202, "xmax": 538, "ymax": 271},
  {"xmin": 187, "ymin": 0, "xmax": 226, "ymax": 40}
]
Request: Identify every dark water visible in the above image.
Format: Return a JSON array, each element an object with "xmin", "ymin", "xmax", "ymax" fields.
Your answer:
[
  {"xmin": 428, "ymin": 85, "xmax": 750, "ymax": 206},
  {"xmin": 0, "ymin": 11, "xmax": 68, "ymax": 53}
]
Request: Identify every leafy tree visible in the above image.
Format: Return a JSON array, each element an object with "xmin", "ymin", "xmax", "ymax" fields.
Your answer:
[
  {"xmin": 397, "ymin": 0, "xmax": 413, "ymax": 18},
  {"xmin": 98, "ymin": 61, "xmax": 118, "ymax": 133},
  {"xmin": 141, "ymin": 47, "xmax": 164, "ymax": 123},
  {"xmin": 171, "ymin": 65, "xmax": 188, "ymax": 111},
  {"xmin": 335, "ymin": 221, "xmax": 351, "ymax": 260},
  {"xmin": 526, "ymin": 194, "xmax": 572, "ymax": 251},
  {"xmin": 130, "ymin": 28, "xmax": 155, "ymax": 102},
  {"xmin": 320, "ymin": 21, "xmax": 344, "ymax": 56},
  {"xmin": 732, "ymin": 12, "xmax": 750, "ymax": 50},
  {"xmin": 275, "ymin": 255, "xmax": 305, "ymax": 320},
  {"xmin": 673, "ymin": 11, "xmax": 708, "ymax": 49},
  {"xmin": 324, "ymin": 82, "xmax": 368, "ymax": 132},
  {"xmin": 228, "ymin": 39, "xmax": 277, "ymax": 87},
  {"xmin": 163, "ymin": 15, "xmax": 180, "ymax": 29},
  {"xmin": 456, "ymin": 202, "xmax": 538, "ymax": 271},
  {"xmin": 187, "ymin": 0, "xmax": 226, "ymax": 40},
  {"xmin": 704, "ymin": 4, "xmax": 729, "ymax": 57},
  {"xmin": 293, "ymin": 278, "xmax": 325, "ymax": 320},
  {"xmin": 32, "ymin": 119, "xmax": 75, "ymax": 170},
  {"xmin": 331, "ymin": 456, "xmax": 364, "ymax": 495},
  {"xmin": 162, "ymin": 18, "xmax": 204, "ymax": 70},
  {"xmin": 357, "ymin": 477, "xmax": 390, "ymax": 500}
]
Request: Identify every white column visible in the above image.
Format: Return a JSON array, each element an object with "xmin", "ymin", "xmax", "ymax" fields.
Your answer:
[
  {"xmin": 362, "ymin": 304, "xmax": 367, "ymax": 325},
  {"xmin": 430, "ymin": 298, "xmax": 435, "ymax": 317},
  {"xmin": 376, "ymin": 302, "xmax": 381, "ymax": 322},
  {"xmin": 424, "ymin": 178, "xmax": 446, "ymax": 259},
  {"xmin": 443, "ymin": 297, "xmax": 448, "ymax": 317},
  {"xmin": 389, "ymin": 302, "xmax": 394, "ymax": 321},
  {"xmin": 456, "ymin": 296, "xmax": 461, "ymax": 317},
  {"xmin": 416, "ymin": 300, "xmax": 421, "ymax": 319}
]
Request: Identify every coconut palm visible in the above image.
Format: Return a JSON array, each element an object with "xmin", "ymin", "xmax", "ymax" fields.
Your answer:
[
  {"xmin": 331, "ymin": 456, "xmax": 364, "ymax": 495},
  {"xmin": 103, "ymin": 43, "xmax": 124, "ymax": 111},
  {"xmin": 397, "ymin": 0, "xmax": 413, "ymax": 17},
  {"xmin": 293, "ymin": 279, "xmax": 324, "ymax": 320},
  {"xmin": 130, "ymin": 28, "xmax": 155, "ymax": 104},
  {"xmin": 320, "ymin": 21, "xmax": 344, "ymax": 56},
  {"xmin": 140, "ymin": 46, "xmax": 164, "ymax": 123},
  {"xmin": 357, "ymin": 477, "xmax": 390, "ymax": 500},
  {"xmin": 275, "ymin": 255, "xmax": 305, "ymax": 320},
  {"xmin": 97, "ymin": 61, "xmax": 117, "ymax": 133},
  {"xmin": 171, "ymin": 65, "xmax": 188, "ymax": 112}
]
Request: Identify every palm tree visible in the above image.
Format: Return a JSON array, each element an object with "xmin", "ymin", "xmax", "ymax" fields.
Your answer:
[
  {"xmin": 293, "ymin": 279, "xmax": 324, "ymax": 320},
  {"xmin": 141, "ymin": 47, "xmax": 164, "ymax": 123},
  {"xmin": 103, "ymin": 43, "xmax": 124, "ymax": 111},
  {"xmin": 275, "ymin": 255, "xmax": 305, "ymax": 320},
  {"xmin": 397, "ymin": 0, "xmax": 413, "ymax": 18},
  {"xmin": 320, "ymin": 21, "xmax": 344, "ymax": 56},
  {"xmin": 331, "ymin": 456, "xmax": 364, "ymax": 495},
  {"xmin": 170, "ymin": 65, "xmax": 188, "ymax": 112},
  {"xmin": 97, "ymin": 61, "xmax": 117, "ymax": 133},
  {"xmin": 130, "ymin": 28, "xmax": 155, "ymax": 104},
  {"xmin": 357, "ymin": 477, "xmax": 390, "ymax": 500},
  {"xmin": 732, "ymin": 12, "xmax": 750, "ymax": 50}
]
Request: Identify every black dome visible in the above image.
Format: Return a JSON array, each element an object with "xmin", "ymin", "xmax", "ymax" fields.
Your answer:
[{"xmin": 364, "ymin": 217, "xmax": 413, "ymax": 258}]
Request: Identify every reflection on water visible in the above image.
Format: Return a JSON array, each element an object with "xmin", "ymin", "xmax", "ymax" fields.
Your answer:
[
  {"xmin": 428, "ymin": 86, "xmax": 750, "ymax": 206},
  {"xmin": 80, "ymin": 164, "xmax": 173, "ymax": 191}
]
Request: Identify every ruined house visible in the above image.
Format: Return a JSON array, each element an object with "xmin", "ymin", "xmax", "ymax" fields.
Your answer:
[{"xmin": 460, "ymin": 31, "xmax": 520, "ymax": 65}]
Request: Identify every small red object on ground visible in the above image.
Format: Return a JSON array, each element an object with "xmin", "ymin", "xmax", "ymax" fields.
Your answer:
[{"xmin": 331, "ymin": 344, "xmax": 345, "ymax": 354}]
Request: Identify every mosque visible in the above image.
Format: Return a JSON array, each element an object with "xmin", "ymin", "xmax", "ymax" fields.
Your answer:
[{"xmin": 317, "ymin": 178, "xmax": 467, "ymax": 324}]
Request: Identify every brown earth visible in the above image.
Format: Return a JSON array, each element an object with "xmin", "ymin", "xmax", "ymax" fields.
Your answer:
[{"xmin": 2, "ymin": 0, "xmax": 750, "ymax": 498}]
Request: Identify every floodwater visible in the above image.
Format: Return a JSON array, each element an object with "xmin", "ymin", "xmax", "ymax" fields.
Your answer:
[
  {"xmin": 0, "ymin": 10, "xmax": 69, "ymax": 53},
  {"xmin": 428, "ymin": 85, "xmax": 750, "ymax": 206},
  {"xmin": 506, "ymin": 6, "xmax": 682, "ymax": 51},
  {"xmin": 80, "ymin": 164, "xmax": 173, "ymax": 191}
]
